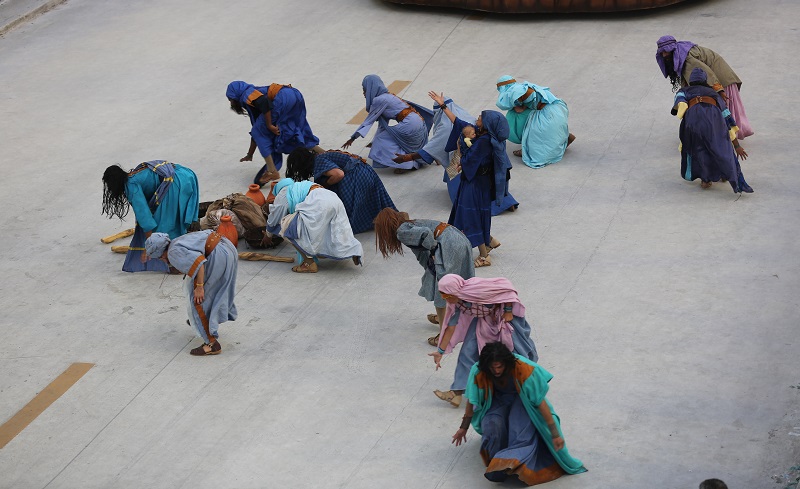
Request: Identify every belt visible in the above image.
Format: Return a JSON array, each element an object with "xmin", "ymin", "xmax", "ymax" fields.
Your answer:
[
  {"xmin": 496, "ymin": 78, "xmax": 516, "ymax": 88},
  {"xmin": 395, "ymin": 106, "xmax": 419, "ymax": 122},
  {"xmin": 267, "ymin": 83, "xmax": 291, "ymax": 101},
  {"xmin": 204, "ymin": 231, "xmax": 222, "ymax": 256},
  {"xmin": 687, "ymin": 96, "xmax": 717, "ymax": 108},
  {"xmin": 434, "ymin": 222, "xmax": 451, "ymax": 239},
  {"xmin": 517, "ymin": 87, "xmax": 535, "ymax": 104}
]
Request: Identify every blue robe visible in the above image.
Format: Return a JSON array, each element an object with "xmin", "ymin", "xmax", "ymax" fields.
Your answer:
[
  {"xmin": 167, "ymin": 230, "xmax": 238, "ymax": 343},
  {"xmin": 353, "ymin": 93, "xmax": 429, "ymax": 170},
  {"xmin": 122, "ymin": 161, "xmax": 199, "ymax": 273},
  {"xmin": 313, "ymin": 151, "xmax": 396, "ymax": 234},
  {"xmin": 446, "ymin": 118, "xmax": 495, "ymax": 248},
  {"xmin": 673, "ymin": 85, "xmax": 752, "ymax": 193}
]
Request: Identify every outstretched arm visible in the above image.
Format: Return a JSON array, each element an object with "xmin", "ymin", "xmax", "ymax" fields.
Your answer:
[
  {"xmin": 452, "ymin": 402, "xmax": 474, "ymax": 446},
  {"xmin": 241, "ymin": 138, "xmax": 257, "ymax": 162},
  {"xmin": 429, "ymin": 91, "xmax": 456, "ymax": 123},
  {"xmin": 537, "ymin": 401, "xmax": 565, "ymax": 451},
  {"xmin": 428, "ymin": 324, "xmax": 456, "ymax": 369}
]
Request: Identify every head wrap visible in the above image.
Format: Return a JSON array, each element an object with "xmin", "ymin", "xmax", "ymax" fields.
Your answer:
[
  {"xmin": 480, "ymin": 110, "xmax": 513, "ymax": 204},
  {"xmin": 655, "ymin": 35, "xmax": 696, "ymax": 78},
  {"xmin": 272, "ymin": 178, "xmax": 315, "ymax": 213},
  {"xmin": 689, "ymin": 67, "xmax": 708, "ymax": 84},
  {"xmin": 145, "ymin": 232, "xmax": 170, "ymax": 258},
  {"xmin": 437, "ymin": 274, "xmax": 524, "ymax": 355},
  {"xmin": 496, "ymin": 75, "xmax": 516, "ymax": 93},
  {"xmin": 226, "ymin": 81, "xmax": 255, "ymax": 103},
  {"xmin": 362, "ymin": 74, "xmax": 389, "ymax": 111}
]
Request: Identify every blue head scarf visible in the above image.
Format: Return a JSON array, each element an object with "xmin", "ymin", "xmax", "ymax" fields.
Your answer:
[
  {"xmin": 689, "ymin": 67, "xmax": 708, "ymax": 85},
  {"xmin": 655, "ymin": 35, "xmax": 696, "ymax": 78},
  {"xmin": 362, "ymin": 75, "xmax": 389, "ymax": 111},
  {"xmin": 226, "ymin": 81, "xmax": 256, "ymax": 105},
  {"xmin": 480, "ymin": 110, "xmax": 512, "ymax": 203},
  {"xmin": 272, "ymin": 178, "xmax": 315, "ymax": 213}
]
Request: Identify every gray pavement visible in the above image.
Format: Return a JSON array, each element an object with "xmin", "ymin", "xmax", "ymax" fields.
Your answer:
[{"xmin": 0, "ymin": 0, "xmax": 798, "ymax": 488}]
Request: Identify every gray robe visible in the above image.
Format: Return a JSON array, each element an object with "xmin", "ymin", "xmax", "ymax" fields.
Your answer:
[
  {"xmin": 397, "ymin": 219, "xmax": 474, "ymax": 308},
  {"xmin": 168, "ymin": 230, "xmax": 238, "ymax": 342}
]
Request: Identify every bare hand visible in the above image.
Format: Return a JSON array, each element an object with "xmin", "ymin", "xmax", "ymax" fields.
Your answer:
[
  {"xmin": 513, "ymin": 106, "xmax": 525, "ymax": 113},
  {"xmin": 194, "ymin": 286, "xmax": 205, "ymax": 305},
  {"xmin": 392, "ymin": 153, "xmax": 412, "ymax": 163},
  {"xmin": 428, "ymin": 351, "xmax": 443, "ymax": 370},
  {"xmin": 268, "ymin": 124, "xmax": 281, "ymax": 136},
  {"xmin": 240, "ymin": 154, "xmax": 254, "ymax": 162},
  {"xmin": 139, "ymin": 251, "xmax": 148, "ymax": 264},
  {"xmin": 552, "ymin": 435, "xmax": 565, "ymax": 451},
  {"xmin": 341, "ymin": 138, "xmax": 355, "ymax": 150},
  {"xmin": 503, "ymin": 311, "xmax": 513, "ymax": 322},
  {"xmin": 428, "ymin": 91, "xmax": 446, "ymax": 107},
  {"xmin": 735, "ymin": 146, "xmax": 748, "ymax": 160},
  {"xmin": 452, "ymin": 428, "xmax": 468, "ymax": 446}
]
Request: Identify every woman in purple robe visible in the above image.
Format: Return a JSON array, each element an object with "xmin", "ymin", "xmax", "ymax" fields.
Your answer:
[
  {"xmin": 341, "ymin": 75, "xmax": 429, "ymax": 174},
  {"xmin": 672, "ymin": 68, "xmax": 752, "ymax": 193}
]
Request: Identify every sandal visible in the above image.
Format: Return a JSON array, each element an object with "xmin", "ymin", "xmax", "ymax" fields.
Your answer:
[
  {"xmin": 427, "ymin": 313, "xmax": 439, "ymax": 325},
  {"xmin": 474, "ymin": 255, "xmax": 491, "ymax": 268},
  {"xmin": 512, "ymin": 149, "xmax": 522, "ymax": 157},
  {"xmin": 486, "ymin": 239, "xmax": 501, "ymax": 254},
  {"xmin": 291, "ymin": 262, "xmax": 318, "ymax": 273},
  {"xmin": 257, "ymin": 170, "xmax": 281, "ymax": 186},
  {"xmin": 433, "ymin": 390, "xmax": 462, "ymax": 408},
  {"xmin": 190, "ymin": 341, "xmax": 221, "ymax": 356},
  {"xmin": 427, "ymin": 334, "xmax": 440, "ymax": 346},
  {"xmin": 700, "ymin": 181, "xmax": 712, "ymax": 189}
]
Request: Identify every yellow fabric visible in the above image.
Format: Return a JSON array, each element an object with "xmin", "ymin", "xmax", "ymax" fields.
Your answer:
[
  {"xmin": 729, "ymin": 126, "xmax": 739, "ymax": 141},
  {"xmin": 675, "ymin": 102, "xmax": 688, "ymax": 119}
]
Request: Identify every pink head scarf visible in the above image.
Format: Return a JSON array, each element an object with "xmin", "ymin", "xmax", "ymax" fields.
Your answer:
[{"xmin": 437, "ymin": 274, "xmax": 526, "ymax": 354}]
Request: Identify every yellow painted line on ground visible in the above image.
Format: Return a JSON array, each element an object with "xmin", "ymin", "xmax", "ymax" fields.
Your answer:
[
  {"xmin": 347, "ymin": 80, "xmax": 412, "ymax": 125},
  {"xmin": 0, "ymin": 362, "xmax": 94, "ymax": 449}
]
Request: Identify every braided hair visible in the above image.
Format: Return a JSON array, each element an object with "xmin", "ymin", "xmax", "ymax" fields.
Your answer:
[{"xmin": 101, "ymin": 165, "xmax": 130, "ymax": 220}]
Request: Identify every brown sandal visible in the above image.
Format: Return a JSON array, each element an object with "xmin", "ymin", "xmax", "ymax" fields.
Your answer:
[
  {"xmin": 258, "ymin": 170, "xmax": 281, "ymax": 185},
  {"xmin": 427, "ymin": 313, "xmax": 439, "ymax": 325},
  {"xmin": 291, "ymin": 262, "xmax": 318, "ymax": 273},
  {"xmin": 474, "ymin": 255, "xmax": 491, "ymax": 268},
  {"xmin": 486, "ymin": 239, "xmax": 501, "ymax": 254},
  {"xmin": 190, "ymin": 341, "xmax": 221, "ymax": 356},
  {"xmin": 427, "ymin": 334, "xmax": 440, "ymax": 346},
  {"xmin": 512, "ymin": 149, "xmax": 522, "ymax": 157}
]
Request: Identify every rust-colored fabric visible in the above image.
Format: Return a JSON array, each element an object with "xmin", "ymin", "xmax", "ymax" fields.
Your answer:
[
  {"xmin": 496, "ymin": 78, "xmax": 516, "ymax": 87},
  {"xmin": 395, "ymin": 107, "xmax": 415, "ymax": 122},
  {"xmin": 308, "ymin": 184, "xmax": 323, "ymax": 193},
  {"xmin": 204, "ymin": 231, "xmax": 222, "ymax": 256},
  {"xmin": 267, "ymin": 83, "xmax": 291, "ymax": 101},
  {"xmin": 433, "ymin": 222, "xmax": 451, "ymax": 239},
  {"xmin": 518, "ymin": 87, "xmax": 534, "ymax": 104},
  {"xmin": 245, "ymin": 89, "xmax": 265, "ymax": 106},
  {"xmin": 485, "ymin": 458, "xmax": 566, "ymax": 485},
  {"xmin": 187, "ymin": 255, "xmax": 205, "ymax": 278},
  {"xmin": 687, "ymin": 96, "xmax": 718, "ymax": 108}
]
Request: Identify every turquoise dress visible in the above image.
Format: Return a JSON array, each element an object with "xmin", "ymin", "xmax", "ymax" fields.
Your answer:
[{"xmin": 496, "ymin": 82, "xmax": 570, "ymax": 169}]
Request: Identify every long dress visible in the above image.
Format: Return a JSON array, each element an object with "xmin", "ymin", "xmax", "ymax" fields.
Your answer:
[
  {"xmin": 466, "ymin": 356, "xmax": 587, "ymax": 485},
  {"xmin": 353, "ymin": 93, "xmax": 429, "ymax": 170},
  {"xmin": 123, "ymin": 161, "xmax": 199, "ymax": 273},
  {"xmin": 447, "ymin": 118, "xmax": 494, "ymax": 248},
  {"xmin": 167, "ymin": 230, "xmax": 238, "ymax": 343},
  {"xmin": 267, "ymin": 187, "xmax": 363, "ymax": 261},
  {"xmin": 313, "ymin": 151, "xmax": 396, "ymax": 234},
  {"xmin": 396, "ymin": 220, "xmax": 474, "ymax": 309},
  {"xmin": 673, "ymin": 85, "xmax": 752, "ymax": 193},
  {"xmin": 497, "ymin": 82, "xmax": 569, "ymax": 168}
]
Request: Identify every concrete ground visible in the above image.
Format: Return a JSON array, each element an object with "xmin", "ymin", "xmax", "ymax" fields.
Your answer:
[{"xmin": 1, "ymin": 0, "xmax": 798, "ymax": 488}]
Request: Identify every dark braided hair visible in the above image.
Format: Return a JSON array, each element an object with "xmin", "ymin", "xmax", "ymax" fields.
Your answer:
[
  {"xmin": 663, "ymin": 53, "xmax": 682, "ymax": 92},
  {"xmin": 286, "ymin": 147, "xmax": 316, "ymax": 182},
  {"xmin": 478, "ymin": 342, "xmax": 517, "ymax": 376},
  {"xmin": 101, "ymin": 165, "xmax": 130, "ymax": 220}
]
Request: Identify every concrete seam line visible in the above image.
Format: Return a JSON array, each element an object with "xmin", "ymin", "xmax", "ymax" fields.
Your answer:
[{"xmin": 0, "ymin": 0, "xmax": 68, "ymax": 37}]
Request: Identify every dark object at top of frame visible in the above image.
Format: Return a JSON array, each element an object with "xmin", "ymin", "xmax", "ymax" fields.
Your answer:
[{"xmin": 383, "ymin": 0, "xmax": 688, "ymax": 13}]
